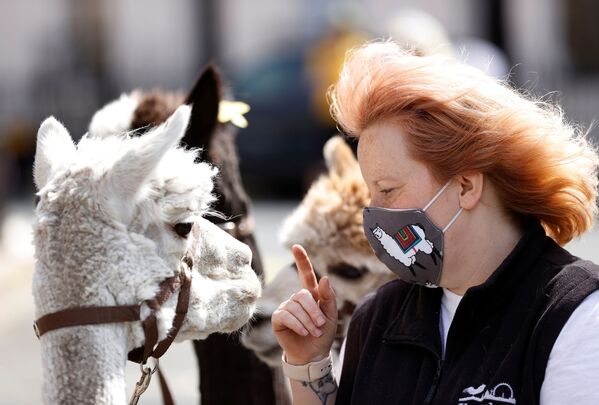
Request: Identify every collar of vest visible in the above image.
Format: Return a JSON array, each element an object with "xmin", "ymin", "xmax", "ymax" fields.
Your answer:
[{"xmin": 382, "ymin": 218, "xmax": 547, "ymax": 355}]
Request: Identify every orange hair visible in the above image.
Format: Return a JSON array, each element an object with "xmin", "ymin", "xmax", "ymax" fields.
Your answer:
[{"xmin": 329, "ymin": 41, "xmax": 599, "ymax": 245}]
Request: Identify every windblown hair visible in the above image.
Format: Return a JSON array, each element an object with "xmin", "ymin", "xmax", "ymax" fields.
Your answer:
[{"xmin": 329, "ymin": 41, "xmax": 599, "ymax": 245}]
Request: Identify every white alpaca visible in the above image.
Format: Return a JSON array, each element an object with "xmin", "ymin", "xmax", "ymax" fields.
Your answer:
[
  {"xmin": 32, "ymin": 105, "xmax": 261, "ymax": 405},
  {"xmin": 371, "ymin": 224, "xmax": 434, "ymax": 273}
]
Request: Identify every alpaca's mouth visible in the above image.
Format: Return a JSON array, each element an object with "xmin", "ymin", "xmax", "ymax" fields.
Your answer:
[
  {"xmin": 234, "ymin": 269, "xmax": 262, "ymax": 303},
  {"xmin": 182, "ymin": 254, "xmax": 193, "ymax": 268},
  {"xmin": 240, "ymin": 292, "xmax": 259, "ymax": 304}
]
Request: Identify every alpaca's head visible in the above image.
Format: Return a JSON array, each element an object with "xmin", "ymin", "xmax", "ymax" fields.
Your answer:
[
  {"xmin": 372, "ymin": 226, "xmax": 384, "ymax": 240},
  {"xmin": 88, "ymin": 65, "xmax": 253, "ymax": 226},
  {"xmin": 241, "ymin": 136, "xmax": 394, "ymax": 366},
  {"xmin": 278, "ymin": 136, "xmax": 394, "ymax": 304},
  {"xmin": 32, "ymin": 105, "xmax": 261, "ymax": 350},
  {"xmin": 89, "ymin": 64, "xmax": 263, "ymax": 275}
]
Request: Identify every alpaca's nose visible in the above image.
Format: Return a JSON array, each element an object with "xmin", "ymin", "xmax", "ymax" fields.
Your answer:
[
  {"xmin": 238, "ymin": 242, "xmax": 252, "ymax": 267},
  {"xmin": 229, "ymin": 237, "xmax": 252, "ymax": 269}
]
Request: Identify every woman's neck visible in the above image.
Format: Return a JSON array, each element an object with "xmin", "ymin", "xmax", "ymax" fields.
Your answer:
[
  {"xmin": 40, "ymin": 324, "xmax": 128, "ymax": 405},
  {"xmin": 445, "ymin": 212, "xmax": 524, "ymax": 296}
]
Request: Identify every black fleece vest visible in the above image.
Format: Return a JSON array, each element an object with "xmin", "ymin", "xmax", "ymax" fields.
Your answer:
[{"xmin": 336, "ymin": 220, "xmax": 599, "ymax": 405}]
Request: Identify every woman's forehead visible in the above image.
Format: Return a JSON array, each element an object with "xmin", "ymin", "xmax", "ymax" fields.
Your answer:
[
  {"xmin": 358, "ymin": 122, "xmax": 410, "ymax": 155},
  {"xmin": 357, "ymin": 122, "xmax": 419, "ymax": 180}
]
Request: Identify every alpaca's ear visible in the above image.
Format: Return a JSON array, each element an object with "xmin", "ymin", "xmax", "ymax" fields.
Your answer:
[
  {"xmin": 323, "ymin": 135, "xmax": 358, "ymax": 177},
  {"xmin": 34, "ymin": 117, "xmax": 76, "ymax": 190},
  {"xmin": 182, "ymin": 64, "xmax": 222, "ymax": 150},
  {"xmin": 108, "ymin": 105, "xmax": 191, "ymax": 201}
]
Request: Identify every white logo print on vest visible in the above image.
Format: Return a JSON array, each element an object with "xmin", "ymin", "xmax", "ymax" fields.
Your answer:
[{"xmin": 458, "ymin": 382, "xmax": 516, "ymax": 404}]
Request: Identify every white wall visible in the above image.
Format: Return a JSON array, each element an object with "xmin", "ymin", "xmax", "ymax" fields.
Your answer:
[
  {"xmin": 0, "ymin": 0, "xmax": 69, "ymax": 92},
  {"xmin": 505, "ymin": 0, "xmax": 568, "ymax": 76},
  {"xmin": 101, "ymin": 0, "xmax": 200, "ymax": 91},
  {"xmin": 216, "ymin": 0, "xmax": 482, "ymax": 74}
]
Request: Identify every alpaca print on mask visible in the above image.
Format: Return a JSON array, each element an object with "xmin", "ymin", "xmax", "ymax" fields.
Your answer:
[{"xmin": 370, "ymin": 224, "xmax": 435, "ymax": 275}]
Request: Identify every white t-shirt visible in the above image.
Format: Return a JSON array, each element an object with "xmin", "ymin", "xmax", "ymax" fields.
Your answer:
[
  {"xmin": 439, "ymin": 288, "xmax": 462, "ymax": 358},
  {"xmin": 439, "ymin": 288, "xmax": 599, "ymax": 404}
]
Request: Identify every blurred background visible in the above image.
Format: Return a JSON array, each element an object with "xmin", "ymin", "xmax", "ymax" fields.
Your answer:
[{"xmin": 1, "ymin": 0, "xmax": 598, "ymax": 403}]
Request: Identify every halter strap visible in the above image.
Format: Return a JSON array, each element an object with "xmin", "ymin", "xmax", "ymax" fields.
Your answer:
[
  {"xmin": 34, "ymin": 264, "xmax": 192, "ymax": 366},
  {"xmin": 149, "ymin": 268, "xmax": 191, "ymax": 358},
  {"xmin": 128, "ymin": 268, "xmax": 191, "ymax": 363},
  {"xmin": 34, "ymin": 305, "xmax": 141, "ymax": 338}
]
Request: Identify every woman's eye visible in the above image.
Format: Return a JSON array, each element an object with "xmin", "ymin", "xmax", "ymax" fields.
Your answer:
[
  {"xmin": 380, "ymin": 188, "xmax": 395, "ymax": 195},
  {"xmin": 173, "ymin": 222, "xmax": 193, "ymax": 238}
]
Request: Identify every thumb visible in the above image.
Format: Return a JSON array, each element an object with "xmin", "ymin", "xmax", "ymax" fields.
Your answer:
[{"xmin": 317, "ymin": 276, "xmax": 337, "ymax": 320}]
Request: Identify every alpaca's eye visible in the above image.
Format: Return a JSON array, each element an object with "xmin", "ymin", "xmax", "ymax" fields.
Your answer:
[
  {"xmin": 173, "ymin": 222, "xmax": 193, "ymax": 238},
  {"xmin": 328, "ymin": 264, "xmax": 366, "ymax": 280}
]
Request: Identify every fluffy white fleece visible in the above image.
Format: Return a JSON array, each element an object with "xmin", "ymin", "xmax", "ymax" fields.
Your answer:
[{"xmin": 33, "ymin": 105, "xmax": 261, "ymax": 404}]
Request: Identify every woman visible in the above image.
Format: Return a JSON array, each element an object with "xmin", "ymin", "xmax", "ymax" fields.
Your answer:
[{"xmin": 272, "ymin": 41, "xmax": 599, "ymax": 404}]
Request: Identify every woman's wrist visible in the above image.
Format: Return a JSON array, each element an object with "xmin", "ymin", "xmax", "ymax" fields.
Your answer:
[
  {"xmin": 282, "ymin": 351, "xmax": 334, "ymax": 382},
  {"xmin": 283, "ymin": 351, "xmax": 329, "ymax": 366}
]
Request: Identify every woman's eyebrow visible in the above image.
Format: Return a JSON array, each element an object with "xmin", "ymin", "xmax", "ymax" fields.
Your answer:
[
  {"xmin": 374, "ymin": 179, "xmax": 405, "ymax": 188},
  {"xmin": 375, "ymin": 176, "xmax": 405, "ymax": 184}
]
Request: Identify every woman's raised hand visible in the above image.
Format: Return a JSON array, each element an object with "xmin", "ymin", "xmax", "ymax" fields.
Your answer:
[{"xmin": 272, "ymin": 244, "xmax": 338, "ymax": 365}]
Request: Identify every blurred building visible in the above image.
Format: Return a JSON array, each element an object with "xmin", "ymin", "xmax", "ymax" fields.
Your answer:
[{"xmin": 0, "ymin": 0, "xmax": 597, "ymax": 200}]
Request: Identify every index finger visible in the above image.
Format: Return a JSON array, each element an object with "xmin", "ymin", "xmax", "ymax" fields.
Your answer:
[{"xmin": 291, "ymin": 244, "xmax": 319, "ymax": 300}]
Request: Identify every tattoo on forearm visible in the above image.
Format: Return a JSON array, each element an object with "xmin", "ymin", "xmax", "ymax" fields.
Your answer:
[{"xmin": 301, "ymin": 372, "xmax": 337, "ymax": 404}]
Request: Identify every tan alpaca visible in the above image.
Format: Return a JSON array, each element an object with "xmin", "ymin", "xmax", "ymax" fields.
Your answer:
[{"xmin": 241, "ymin": 136, "xmax": 395, "ymax": 368}]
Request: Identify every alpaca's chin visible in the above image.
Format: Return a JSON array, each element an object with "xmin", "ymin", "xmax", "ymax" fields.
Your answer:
[
  {"xmin": 218, "ymin": 287, "xmax": 260, "ymax": 333},
  {"xmin": 175, "ymin": 301, "xmax": 257, "ymax": 341},
  {"xmin": 173, "ymin": 269, "xmax": 261, "ymax": 340},
  {"xmin": 215, "ymin": 300, "xmax": 258, "ymax": 334}
]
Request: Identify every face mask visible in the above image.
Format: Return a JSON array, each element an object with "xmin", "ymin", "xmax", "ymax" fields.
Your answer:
[{"xmin": 363, "ymin": 180, "xmax": 463, "ymax": 288}]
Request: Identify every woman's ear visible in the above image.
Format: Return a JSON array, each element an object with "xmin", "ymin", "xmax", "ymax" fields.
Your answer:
[{"xmin": 457, "ymin": 172, "xmax": 484, "ymax": 210}]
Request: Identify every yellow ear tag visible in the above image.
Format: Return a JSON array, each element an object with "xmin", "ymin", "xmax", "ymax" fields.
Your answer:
[{"xmin": 218, "ymin": 100, "xmax": 250, "ymax": 128}]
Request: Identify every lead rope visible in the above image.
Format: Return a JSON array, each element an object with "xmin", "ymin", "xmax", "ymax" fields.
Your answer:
[{"xmin": 127, "ymin": 262, "xmax": 191, "ymax": 405}]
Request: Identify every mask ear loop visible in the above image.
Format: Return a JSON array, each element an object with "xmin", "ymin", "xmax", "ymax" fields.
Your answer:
[
  {"xmin": 422, "ymin": 179, "xmax": 464, "ymax": 232},
  {"xmin": 423, "ymin": 180, "xmax": 453, "ymax": 212},
  {"xmin": 442, "ymin": 207, "xmax": 463, "ymax": 232}
]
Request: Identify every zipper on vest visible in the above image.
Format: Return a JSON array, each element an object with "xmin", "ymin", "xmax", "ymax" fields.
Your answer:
[{"xmin": 423, "ymin": 359, "xmax": 443, "ymax": 405}]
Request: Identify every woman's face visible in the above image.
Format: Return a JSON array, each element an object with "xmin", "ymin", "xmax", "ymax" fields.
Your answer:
[
  {"xmin": 357, "ymin": 120, "xmax": 465, "ymax": 288},
  {"xmin": 357, "ymin": 120, "xmax": 459, "ymax": 225}
]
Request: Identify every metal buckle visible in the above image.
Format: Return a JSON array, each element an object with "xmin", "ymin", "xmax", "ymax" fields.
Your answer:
[
  {"xmin": 129, "ymin": 358, "xmax": 159, "ymax": 405},
  {"xmin": 33, "ymin": 322, "xmax": 40, "ymax": 339}
]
